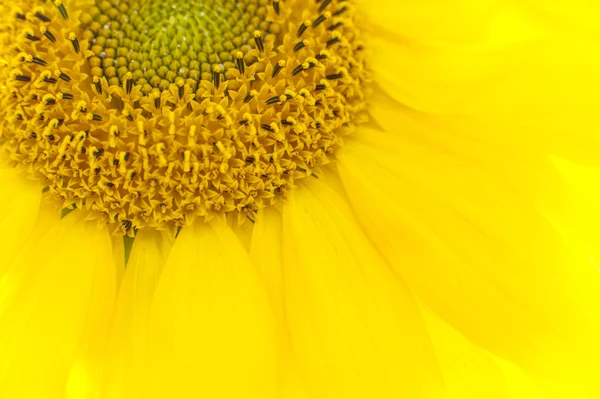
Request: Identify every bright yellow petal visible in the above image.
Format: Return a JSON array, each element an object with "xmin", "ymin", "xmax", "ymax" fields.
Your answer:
[
  {"xmin": 282, "ymin": 178, "xmax": 443, "ymax": 399},
  {"xmin": 102, "ymin": 229, "xmax": 173, "ymax": 399},
  {"xmin": 363, "ymin": 1, "xmax": 600, "ymax": 164},
  {"xmin": 0, "ymin": 211, "xmax": 117, "ymax": 399},
  {"xmin": 361, "ymin": 1, "xmax": 547, "ymax": 113},
  {"xmin": 0, "ymin": 169, "xmax": 42, "ymax": 268},
  {"xmin": 367, "ymin": 89, "xmax": 565, "ymax": 212},
  {"xmin": 250, "ymin": 207, "xmax": 310, "ymax": 399},
  {"xmin": 141, "ymin": 219, "xmax": 277, "ymax": 398},
  {"xmin": 419, "ymin": 302, "xmax": 510, "ymax": 399},
  {"xmin": 338, "ymin": 125, "xmax": 600, "ymax": 396}
]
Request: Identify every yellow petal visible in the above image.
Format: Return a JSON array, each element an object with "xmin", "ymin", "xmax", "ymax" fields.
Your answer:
[
  {"xmin": 367, "ymin": 89, "xmax": 565, "ymax": 211},
  {"xmin": 362, "ymin": 1, "xmax": 547, "ymax": 113},
  {"xmin": 419, "ymin": 302, "xmax": 510, "ymax": 399},
  {"xmin": 102, "ymin": 229, "xmax": 173, "ymax": 399},
  {"xmin": 0, "ymin": 169, "xmax": 42, "ymax": 269},
  {"xmin": 363, "ymin": 1, "xmax": 600, "ymax": 165},
  {"xmin": 141, "ymin": 219, "xmax": 277, "ymax": 398},
  {"xmin": 360, "ymin": 0, "xmax": 543, "ymax": 46},
  {"xmin": 282, "ymin": 178, "xmax": 443, "ymax": 399},
  {"xmin": 0, "ymin": 211, "xmax": 117, "ymax": 399},
  {"xmin": 338, "ymin": 126, "xmax": 600, "ymax": 396},
  {"xmin": 250, "ymin": 207, "xmax": 311, "ymax": 399}
]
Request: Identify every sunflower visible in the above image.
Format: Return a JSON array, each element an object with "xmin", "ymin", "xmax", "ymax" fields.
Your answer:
[{"xmin": 1, "ymin": 0, "xmax": 600, "ymax": 398}]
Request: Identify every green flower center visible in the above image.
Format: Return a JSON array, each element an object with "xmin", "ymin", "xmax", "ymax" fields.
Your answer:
[{"xmin": 81, "ymin": 0, "xmax": 272, "ymax": 93}]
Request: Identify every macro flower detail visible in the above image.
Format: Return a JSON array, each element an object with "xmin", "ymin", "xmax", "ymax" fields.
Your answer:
[
  {"xmin": 1, "ymin": 0, "xmax": 366, "ymax": 232},
  {"xmin": 2, "ymin": 1, "xmax": 600, "ymax": 399}
]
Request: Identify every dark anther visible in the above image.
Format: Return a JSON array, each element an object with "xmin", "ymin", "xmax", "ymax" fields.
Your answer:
[
  {"xmin": 318, "ymin": 0, "xmax": 332, "ymax": 12},
  {"xmin": 59, "ymin": 72, "xmax": 71, "ymax": 82},
  {"xmin": 178, "ymin": 85, "xmax": 184, "ymax": 99},
  {"xmin": 293, "ymin": 41, "xmax": 306, "ymax": 52},
  {"xmin": 32, "ymin": 56, "xmax": 48, "ymax": 66},
  {"xmin": 94, "ymin": 148, "xmax": 104, "ymax": 158},
  {"xmin": 39, "ymin": 115, "xmax": 45, "ymax": 121},
  {"xmin": 93, "ymin": 80, "xmax": 102, "ymax": 94},
  {"xmin": 122, "ymin": 220, "xmax": 133, "ymax": 232},
  {"xmin": 61, "ymin": 92, "xmax": 74, "ymax": 100},
  {"xmin": 15, "ymin": 13, "xmax": 26, "ymax": 20},
  {"xmin": 281, "ymin": 120, "xmax": 293, "ymax": 126},
  {"xmin": 236, "ymin": 53, "xmax": 245, "ymax": 74},
  {"xmin": 124, "ymin": 152, "xmax": 131, "ymax": 161},
  {"xmin": 92, "ymin": 114, "xmax": 103, "ymax": 121},
  {"xmin": 312, "ymin": 13, "xmax": 327, "ymax": 28},
  {"xmin": 254, "ymin": 32, "xmax": 265, "ymax": 52},
  {"xmin": 56, "ymin": 2, "xmax": 69, "ymax": 19},
  {"xmin": 297, "ymin": 20, "xmax": 310, "ymax": 37},
  {"xmin": 34, "ymin": 12, "xmax": 51, "ymax": 22},
  {"xmin": 14, "ymin": 74, "xmax": 31, "ymax": 82},
  {"xmin": 26, "ymin": 33, "xmax": 40, "ymax": 41},
  {"xmin": 47, "ymin": 134, "xmax": 55, "ymax": 141},
  {"xmin": 245, "ymin": 156, "xmax": 255, "ymax": 164},
  {"xmin": 315, "ymin": 83, "xmax": 326, "ymax": 91},
  {"xmin": 154, "ymin": 97, "xmax": 160, "ymax": 108},
  {"xmin": 261, "ymin": 124, "xmax": 275, "ymax": 132},
  {"xmin": 266, "ymin": 96, "xmax": 281, "ymax": 105},
  {"xmin": 326, "ymin": 72, "xmax": 344, "ymax": 80},
  {"xmin": 272, "ymin": 62, "xmax": 285, "ymax": 78},
  {"xmin": 285, "ymin": 93, "xmax": 293, "ymax": 100},
  {"xmin": 273, "ymin": 0, "xmax": 280, "ymax": 14},
  {"xmin": 212, "ymin": 68, "xmax": 221, "ymax": 88},
  {"xmin": 81, "ymin": 147, "xmax": 87, "ymax": 154},
  {"xmin": 44, "ymin": 29, "xmax": 57, "ymax": 43},
  {"xmin": 106, "ymin": 182, "xmax": 115, "ymax": 189},
  {"xmin": 333, "ymin": 6, "xmax": 347, "ymax": 16},
  {"xmin": 45, "ymin": 98, "xmax": 56, "ymax": 105},
  {"xmin": 61, "ymin": 154, "xmax": 66, "ymax": 161},
  {"xmin": 291, "ymin": 64, "xmax": 304, "ymax": 76},
  {"xmin": 126, "ymin": 113, "xmax": 134, "ymax": 122},
  {"xmin": 29, "ymin": 132, "xmax": 37, "ymax": 139},
  {"xmin": 70, "ymin": 36, "xmax": 80, "ymax": 53},
  {"xmin": 113, "ymin": 159, "xmax": 119, "ymax": 166},
  {"xmin": 315, "ymin": 99, "xmax": 322, "ymax": 106},
  {"xmin": 94, "ymin": 167, "xmax": 101, "ymax": 174},
  {"xmin": 243, "ymin": 93, "xmax": 255, "ymax": 103},
  {"xmin": 328, "ymin": 22, "xmax": 343, "ymax": 31},
  {"xmin": 316, "ymin": 52, "xmax": 328, "ymax": 60},
  {"xmin": 326, "ymin": 37, "xmax": 341, "ymax": 47},
  {"xmin": 32, "ymin": 94, "xmax": 38, "ymax": 100},
  {"xmin": 126, "ymin": 77, "xmax": 133, "ymax": 95},
  {"xmin": 57, "ymin": 119, "xmax": 64, "ymax": 126},
  {"xmin": 130, "ymin": 172, "xmax": 136, "ymax": 179},
  {"xmin": 239, "ymin": 119, "xmax": 249, "ymax": 125},
  {"xmin": 316, "ymin": 122, "xmax": 322, "ymax": 128},
  {"xmin": 43, "ymin": 77, "xmax": 58, "ymax": 84}
]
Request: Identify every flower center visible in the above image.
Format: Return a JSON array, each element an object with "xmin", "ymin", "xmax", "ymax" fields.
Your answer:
[
  {"xmin": 80, "ymin": 0, "xmax": 272, "ymax": 94},
  {"xmin": 0, "ymin": 0, "xmax": 367, "ymax": 234}
]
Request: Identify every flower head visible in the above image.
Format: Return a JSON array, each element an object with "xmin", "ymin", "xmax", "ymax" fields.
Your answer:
[
  {"xmin": 1, "ymin": 0, "xmax": 367, "ymax": 232},
  {"xmin": 2, "ymin": 1, "xmax": 600, "ymax": 399}
]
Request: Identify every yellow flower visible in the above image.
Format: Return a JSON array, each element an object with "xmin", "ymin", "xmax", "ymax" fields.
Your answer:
[{"xmin": 1, "ymin": 0, "xmax": 600, "ymax": 398}]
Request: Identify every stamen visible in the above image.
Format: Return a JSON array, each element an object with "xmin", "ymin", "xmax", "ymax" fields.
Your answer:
[
  {"xmin": 253, "ymin": 30, "xmax": 264, "ymax": 53},
  {"xmin": 297, "ymin": 20, "xmax": 311, "ymax": 37},
  {"xmin": 272, "ymin": 60, "xmax": 286, "ymax": 78}
]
